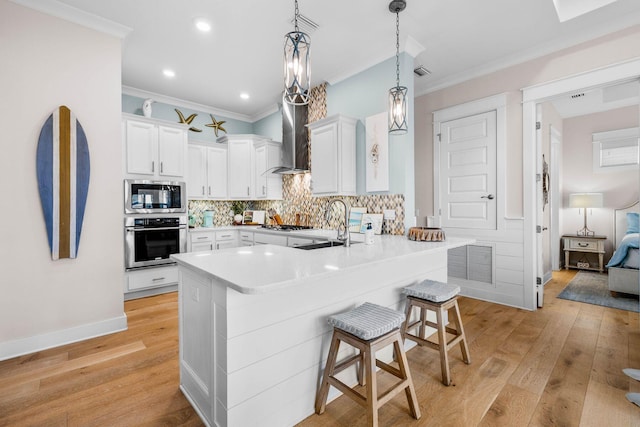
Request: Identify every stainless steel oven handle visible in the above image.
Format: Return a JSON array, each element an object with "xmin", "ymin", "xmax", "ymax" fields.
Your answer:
[{"xmin": 126, "ymin": 226, "xmax": 186, "ymax": 232}]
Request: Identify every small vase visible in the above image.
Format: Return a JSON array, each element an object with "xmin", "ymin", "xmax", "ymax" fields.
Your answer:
[
  {"xmin": 142, "ymin": 98, "xmax": 154, "ymax": 118},
  {"xmin": 234, "ymin": 214, "xmax": 243, "ymax": 224}
]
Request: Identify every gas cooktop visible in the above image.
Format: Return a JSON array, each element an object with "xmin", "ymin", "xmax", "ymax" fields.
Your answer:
[{"xmin": 260, "ymin": 224, "xmax": 313, "ymax": 232}]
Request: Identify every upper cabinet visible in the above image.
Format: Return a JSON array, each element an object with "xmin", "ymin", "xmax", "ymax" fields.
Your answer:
[
  {"xmin": 123, "ymin": 114, "xmax": 188, "ymax": 180},
  {"xmin": 308, "ymin": 114, "xmax": 358, "ymax": 196},
  {"xmin": 224, "ymin": 136, "xmax": 254, "ymax": 199},
  {"xmin": 218, "ymin": 134, "xmax": 282, "ymax": 200},
  {"xmin": 254, "ymin": 140, "xmax": 283, "ymax": 200},
  {"xmin": 187, "ymin": 143, "xmax": 227, "ymax": 200}
]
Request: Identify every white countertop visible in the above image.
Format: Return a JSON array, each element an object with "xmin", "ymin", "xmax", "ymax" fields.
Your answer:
[{"xmin": 171, "ymin": 235, "xmax": 473, "ymax": 294}]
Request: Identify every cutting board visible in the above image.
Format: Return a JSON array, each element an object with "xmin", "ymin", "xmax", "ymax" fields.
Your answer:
[{"xmin": 36, "ymin": 106, "xmax": 90, "ymax": 260}]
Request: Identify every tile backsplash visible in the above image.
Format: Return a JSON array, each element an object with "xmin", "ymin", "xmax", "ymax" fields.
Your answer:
[
  {"xmin": 188, "ymin": 174, "xmax": 405, "ymax": 235},
  {"xmin": 188, "ymin": 82, "xmax": 405, "ymax": 235}
]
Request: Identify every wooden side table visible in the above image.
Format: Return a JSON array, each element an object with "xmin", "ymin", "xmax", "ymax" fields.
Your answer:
[{"xmin": 562, "ymin": 235, "xmax": 606, "ymax": 273}]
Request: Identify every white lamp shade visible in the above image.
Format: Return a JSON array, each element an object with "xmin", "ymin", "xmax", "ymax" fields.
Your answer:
[{"xmin": 569, "ymin": 193, "xmax": 603, "ymax": 208}]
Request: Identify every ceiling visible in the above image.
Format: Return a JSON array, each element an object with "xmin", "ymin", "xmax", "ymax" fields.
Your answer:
[{"xmin": 43, "ymin": 0, "xmax": 640, "ymax": 121}]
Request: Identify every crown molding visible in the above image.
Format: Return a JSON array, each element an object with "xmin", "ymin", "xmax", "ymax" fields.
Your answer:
[
  {"xmin": 10, "ymin": 0, "xmax": 132, "ymax": 39},
  {"xmin": 122, "ymin": 86, "xmax": 254, "ymax": 123}
]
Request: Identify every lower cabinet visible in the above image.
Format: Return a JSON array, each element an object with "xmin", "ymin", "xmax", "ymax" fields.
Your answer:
[
  {"xmin": 215, "ymin": 230, "xmax": 237, "ymax": 249},
  {"xmin": 239, "ymin": 230, "xmax": 254, "ymax": 246},
  {"xmin": 125, "ymin": 265, "xmax": 179, "ymax": 293},
  {"xmin": 189, "ymin": 230, "xmax": 215, "ymax": 252},
  {"xmin": 188, "ymin": 229, "xmax": 325, "ymax": 252},
  {"xmin": 254, "ymin": 233, "xmax": 287, "ymax": 246},
  {"xmin": 287, "ymin": 237, "xmax": 316, "ymax": 247}
]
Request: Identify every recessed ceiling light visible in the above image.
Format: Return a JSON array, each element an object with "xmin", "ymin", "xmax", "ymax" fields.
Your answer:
[
  {"xmin": 163, "ymin": 69, "xmax": 175, "ymax": 78},
  {"xmin": 194, "ymin": 18, "xmax": 211, "ymax": 32},
  {"xmin": 240, "ymin": 93, "xmax": 250, "ymax": 100}
]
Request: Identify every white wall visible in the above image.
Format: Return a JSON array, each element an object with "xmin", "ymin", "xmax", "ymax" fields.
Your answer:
[{"xmin": 0, "ymin": 0, "xmax": 125, "ymax": 359}]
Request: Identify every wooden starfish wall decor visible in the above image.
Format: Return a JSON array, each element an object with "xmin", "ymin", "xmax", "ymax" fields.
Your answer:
[
  {"xmin": 175, "ymin": 109, "xmax": 202, "ymax": 132},
  {"xmin": 205, "ymin": 114, "xmax": 227, "ymax": 137}
]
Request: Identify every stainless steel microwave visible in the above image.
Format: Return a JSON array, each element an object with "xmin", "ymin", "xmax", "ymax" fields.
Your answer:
[{"xmin": 124, "ymin": 180, "xmax": 186, "ymax": 214}]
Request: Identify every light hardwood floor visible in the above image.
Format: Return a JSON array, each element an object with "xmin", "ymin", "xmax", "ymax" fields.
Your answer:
[{"xmin": 1, "ymin": 270, "xmax": 638, "ymax": 426}]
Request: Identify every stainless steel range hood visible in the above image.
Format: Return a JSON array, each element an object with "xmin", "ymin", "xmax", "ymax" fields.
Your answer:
[{"xmin": 272, "ymin": 102, "xmax": 309, "ymax": 174}]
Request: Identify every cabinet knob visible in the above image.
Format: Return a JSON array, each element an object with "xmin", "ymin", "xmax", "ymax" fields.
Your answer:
[
  {"xmin": 208, "ymin": 186, "xmax": 211, "ymax": 195},
  {"xmin": 202, "ymin": 186, "xmax": 205, "ymax": 195},
  {"xmin": 151, "ymin": 161, "xmax": 155, "ymax": 173},
  {"xmin": 160, "ymin": 162, "xmax": 164, "ymax": 173}
]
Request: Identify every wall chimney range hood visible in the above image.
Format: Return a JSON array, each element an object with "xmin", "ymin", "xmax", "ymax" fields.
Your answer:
[{"xmin": 272, "ymin": 102, "xmax": 309, "ymax": 174}]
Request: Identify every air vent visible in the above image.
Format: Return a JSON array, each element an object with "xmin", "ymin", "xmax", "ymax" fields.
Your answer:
[
  {"xmin": 571, "ymin": 93, "xmax": 585, "ymax": 99},
  {"xmin": 414, "ymin": 65, "xmax": 431, "ymax": 77},
  {"xmin": 290, "ymin": 14, "xmax": 319, "ymax": 34}
]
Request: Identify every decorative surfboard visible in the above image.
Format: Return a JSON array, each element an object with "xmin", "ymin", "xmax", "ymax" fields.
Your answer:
[{"xmin": 36, "ymin": 106, "xmax": 90, "ymax": 260}]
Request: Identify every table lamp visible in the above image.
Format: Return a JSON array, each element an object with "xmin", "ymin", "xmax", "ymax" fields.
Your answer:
[{"xmin": 569, "ymin": 193, "xmax": 603, "ymax": 236}]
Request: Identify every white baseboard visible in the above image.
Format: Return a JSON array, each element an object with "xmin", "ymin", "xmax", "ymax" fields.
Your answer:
[{"xmin": 0, "ymin": 313, "xmax": 128, "ymax": 362}]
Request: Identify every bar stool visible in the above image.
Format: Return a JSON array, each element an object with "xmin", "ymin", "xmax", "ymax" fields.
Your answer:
[
  {"xmin": 315, "ymin": 302, "xmax": 421, "ymax": 427},
  {"xmin": 401, "ymin": 280, "xmax": 471, "ymax": 386}
]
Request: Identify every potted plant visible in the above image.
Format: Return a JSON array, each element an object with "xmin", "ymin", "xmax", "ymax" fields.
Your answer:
[{"xmin": 231, "ymin": 201, "xmax": 246, "ymax": 224}]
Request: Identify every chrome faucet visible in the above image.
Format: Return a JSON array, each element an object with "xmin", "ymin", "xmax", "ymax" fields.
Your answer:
[{"xmin": 325, "ymin": 199, "xmax": 350, "ymax": 247}]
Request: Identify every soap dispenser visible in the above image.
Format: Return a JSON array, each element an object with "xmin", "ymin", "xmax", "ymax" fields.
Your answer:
[{"xmin": 365, "ymin": 222, "xmax": 374, "ymax": 245}]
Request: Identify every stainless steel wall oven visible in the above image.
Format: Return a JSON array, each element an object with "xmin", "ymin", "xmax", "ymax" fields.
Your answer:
[{"xmin": 124, "ymin": 216, "xmax": 187, "ymax": 270}]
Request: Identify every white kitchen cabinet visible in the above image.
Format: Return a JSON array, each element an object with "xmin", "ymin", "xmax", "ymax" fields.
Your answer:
[
  {"xmin": 254, "ymin": 140, "xmax": 283, "ymax": 200},
  {"xmin": 239, "ymin": 230, "xmax": 254, "ymax": 246},
  {"xmin": 189, "ymin": 230, "xmax": 215, "ymax": 252},
  {"xmin": 287, "ymin": 237, "xmax": 316, "ymax": 247},
  {"xmin": 253, "ymin": 233, "xmax": 287, "ymax": 246},
  {"xmin": 219, "ymin": 134, "xmax": 279, "ymax": 200},
  {"xmin": 223, "ymin": 136, "xmax": 254, "ymax": 199},
  {"xmin": 125, "ymin": 265, "xmax": 178, "ymax": 293},
  {"xmin": 187, "ymin": 143, "xmax": 227, "ymax": 199},
  {"xmin": 123, "ymin": 114, "xmax": 188, "ymax": 179},
  {"xmin": 308, "ymin": 114, "xmax": 357, "ymax": 196},
  {"xmin": 215, "ymin": 230, "xmax": 237, "ymax": 249}
]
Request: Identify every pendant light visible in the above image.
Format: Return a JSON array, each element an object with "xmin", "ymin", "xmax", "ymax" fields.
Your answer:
[
  {"xmin": 388, "ymin": 0, "xmax": 408, "ymax": 134},
  {"xmin": 284, "ymin": 0, "xmax": 311, "ymax": 105}
]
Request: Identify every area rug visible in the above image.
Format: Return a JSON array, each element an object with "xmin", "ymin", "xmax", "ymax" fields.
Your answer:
[{"xmin": 557, "ymin": 271, "xmax": 639, "ymax": 312}]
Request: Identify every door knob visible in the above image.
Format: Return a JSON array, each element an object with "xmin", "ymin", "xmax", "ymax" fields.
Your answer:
[{"xmin": 481, "ymin": 194, "xmax": 494, "ymax": 200}]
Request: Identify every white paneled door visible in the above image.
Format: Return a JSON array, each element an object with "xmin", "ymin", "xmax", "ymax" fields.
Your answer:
[{"xmin": 439, "ymin": 111, "xmax": 497, "ymax": 229}]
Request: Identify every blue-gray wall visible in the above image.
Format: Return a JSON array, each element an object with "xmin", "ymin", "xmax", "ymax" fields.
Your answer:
[
  {"xmin": 122, "ymin": 94, "xmax": 253, "ymax": 143},
  {"xmin": 252, "ymin": 109, "xmax": 282, "ymax": 142}
]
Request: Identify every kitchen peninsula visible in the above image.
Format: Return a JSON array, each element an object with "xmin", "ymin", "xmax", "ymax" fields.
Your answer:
[{"xmin": 171, "ymin": 234, "xmax": 473, "ymax": 427}]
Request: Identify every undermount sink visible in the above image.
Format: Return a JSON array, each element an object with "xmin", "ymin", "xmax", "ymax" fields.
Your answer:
[{"xmin": 295, "ymin": 240, "xmax": 350, "ymax": 250}]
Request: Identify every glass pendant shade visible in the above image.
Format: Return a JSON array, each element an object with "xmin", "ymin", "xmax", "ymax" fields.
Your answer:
[
  {"xmin": 388, "ymin": 85, "xmax": 408, "ymax": 134},
  {"xmin": 284, "ymin": 30, "xmax": 310, "ymax": 105}
]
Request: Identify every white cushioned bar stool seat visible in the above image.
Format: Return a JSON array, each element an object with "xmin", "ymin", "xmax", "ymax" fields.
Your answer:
[
  {"xmin": 315, "ymin": 303, "xmax": 421, "ymax": 427},
  {"xmin": 403, "ymin": 280, "xmax": 460, "ymax": 302},
  {"xmin": 401, "ymin": 279, "xmax": 471, "ymax": 386},
  {"xmin": 327, "ymin": 302, "xmax": 406, "ymax": 340}
]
